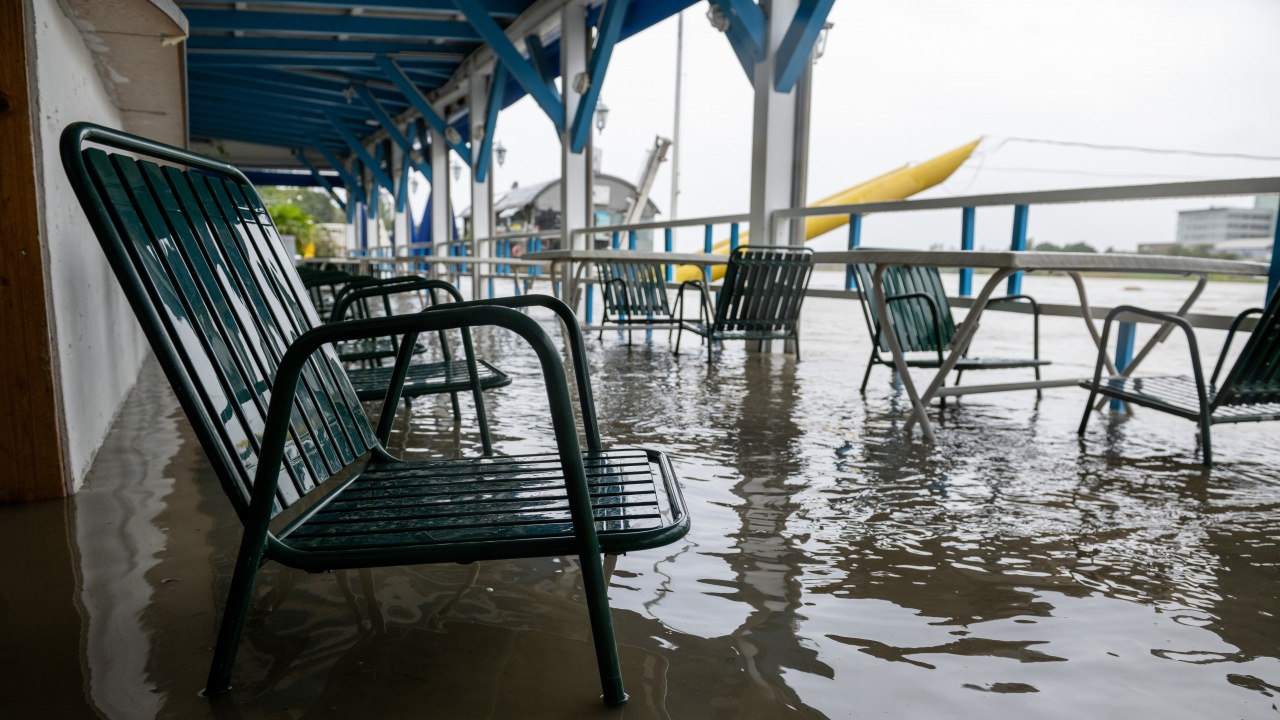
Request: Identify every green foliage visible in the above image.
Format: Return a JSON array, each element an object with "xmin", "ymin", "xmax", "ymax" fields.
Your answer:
[
  {"xmin": 1033, "ymin": 240, "xmax": 1097, "ymax": 253},
  {"xmin": 267, "ymin": 203, "xmax": 316, "ymax": 254},
  {"xmin": 1147, "ymin": 243, "xmax": 1243, "ymax": 261},
  {"xmin": 258, "ymin": 186, "xmax": 344, "ymax": 223}
]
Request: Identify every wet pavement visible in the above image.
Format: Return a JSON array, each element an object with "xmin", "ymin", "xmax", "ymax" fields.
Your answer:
[{"xmin": 2, "ymin": 273, "xmax": 1279, "ymax": 718}]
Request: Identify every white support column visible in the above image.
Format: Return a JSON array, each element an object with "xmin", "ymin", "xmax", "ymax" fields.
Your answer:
[
  {"xmin": 470, "ymin": 72, "xmax": 495, "ymax": 300},
  {"xmin": 749, "ymin": 0, "xmax": 805, "ymax": 247},
  {"xmin": 560, "ymin": 0, "xmax": 591, "ymax": 311},
  {"xmin": 430, "ymin": 128, "xmax": 451, "ymax": 279}
]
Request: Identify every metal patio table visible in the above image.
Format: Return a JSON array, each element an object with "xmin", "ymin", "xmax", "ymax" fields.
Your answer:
[{"xmin": 812, "ymin": 249, "xmax": 1269, "ymax": 442}]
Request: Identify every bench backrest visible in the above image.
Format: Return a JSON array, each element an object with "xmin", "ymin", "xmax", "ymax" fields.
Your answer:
[
  {"xmin": 1216, "ymin": 287, "xmax": 1280, "ymax": 407},
  {"xmin": 712, "ymin": 246, "xmax": 814, "ymax": 333},
  {"xmin": 851, "ymin": 263, "xmax": 958, "ymax": 353},
  {"xmin": 594, "ymin": 262, "xmax": 672, "ymax": 317},
  {"xmin": 61, "ymin": 123, "xmax": 377, "ymax": 520}
]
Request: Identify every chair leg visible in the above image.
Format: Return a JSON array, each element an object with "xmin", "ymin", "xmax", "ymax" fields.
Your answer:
[
  {"xmin": 579, "ymin": 550, "xmax": 627, "ymax": 706},
  {"xmin": 449, "ymin": 391, "xmax": 462, "ymax": 421},
  {"xmin": 859, "ymin": 352, "xmax": 877, "ymax": 393},
  {"xmin": 1034, "ymin": 364, "xmax": 1043, "ymax": 399},
  {"xmin": 673, "ymin": 325, "xmax": 683, "ymax": 356},
  {"xmin": 1078, "ymin": 388, "xmax": 1099, "ymax": 436},
  {"xmin": 205, "ymin": 532, "xmax": 268, "ymax": 695},
  {"xmin": 1199, "ymin": 416, "xmax": 1213, "ymax": 468}
]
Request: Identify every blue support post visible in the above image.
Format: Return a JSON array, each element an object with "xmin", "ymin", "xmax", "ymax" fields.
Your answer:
[
  {"xmin": 960, "ymin": 207, "xmax": 976, "ymax": 297},
  {"xmin": 295, "ymin": 150, "xmax": 346, "ymax": 214},
  {"xmin": 310, "ymin": 140, "xmax": 366, "ymax": 205},
  {"xmin": 374, "ymin": 55, "xmax": 472, "ymax": 163},
  {"xmin": 664, "ymin": 228, "xmax": 673, "ymax": 282},
  {"xmin": 449, "ymin": 0, "xmax": 565, "ymax": 131},
  {"xmin": 568, "ymin": 0, "xmax": 629, "ymax": 153},
  {"xmin": 474, "ymin": 63, "xmax": 507, "ymax": 183},
  {"xmin": 775, "ymin": 0, "xmax": 837, "ymax": 92},
  {"xmin": 1008, "ymin": 204, "xmax": 1029, "ymax": 295},
  {"xmin": 585, "ymin": 284, "xmax": 594, "ymax": 324},
  {"xmin": 628, "ymin": 230, "xmax": 637, "ymax": 250},
  {"xmin": 1111, "ymin": 321, "xmax": 1137, "ymax": 411},
  {"xmin": 704, "ymin": 224, "xmax": 714, "ymax": 284},
  {"xmin": 730, "ymin": 223, "xmax": 740, "ymax": 251},
  {"xmin": 1269, "ymin": 211, "xmax": 1280, "ymax": 301},
  {"xmin": 611, "ymin": 231, "xmax": 620, "ymax": 249},
  {"xmin": 845, "ymin": 212, "xmax": 862, "ymax": 290},
  {"xmin": 325, "ymin": 110, "xmax": 396, "ymax": 191},
  {"xmin": 353, "ymin": 84, "xmax": 431, "ymax": 178}
]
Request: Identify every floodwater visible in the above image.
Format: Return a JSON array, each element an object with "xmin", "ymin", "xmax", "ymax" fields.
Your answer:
[{"xmin": 2, "ymin": 271, "xmax": 1278, "ymax": 718}]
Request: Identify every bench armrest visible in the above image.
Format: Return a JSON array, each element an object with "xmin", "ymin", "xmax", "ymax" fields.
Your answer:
[
  {"xmin": 1211, "ymin": 306, "xmax": 1265, "ymax": 387},
  {"xmin": 989, "ymin": 293, "xmax": 1041, "ymax": 360},
  {"xmin": 673, "ymin": 279, "xmax": 713, "ymax": 326},
  {"xmin": 1087, "ymin": 305, "xmax": 1209, "ymax": 408}
]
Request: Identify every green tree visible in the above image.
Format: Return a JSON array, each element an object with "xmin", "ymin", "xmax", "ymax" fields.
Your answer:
[
  {"xmin": 258, "ymin": 186, "xmax": 345, "ymax": 223},
  {"xmin": 267, "ymin": 203, "xmax": 316, "ymax": 254}
]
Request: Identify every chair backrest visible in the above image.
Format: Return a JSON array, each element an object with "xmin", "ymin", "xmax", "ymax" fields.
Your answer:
[
  {"xmin": 1215, "ymin": 287, "xmax": 1280, "ymax": 407},
  {"xmin": 594, "ymin": 262, "xmax": 672, "ymax": 317},
  {"xmin": 851, "ymin": 263, "xmax": 958, "ymax": 353},
  {"xmin": 713, "ymin": 246, "xmax": 814, "ymax": 333},
  {"xmin": 61, "ymin": 122, "xmax": 377, "ymax": 520}
]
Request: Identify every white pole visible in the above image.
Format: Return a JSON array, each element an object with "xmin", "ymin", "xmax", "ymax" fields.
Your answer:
[{"xmin": 670, "ymin": 11, "xmax": 683, "ymax": 223}]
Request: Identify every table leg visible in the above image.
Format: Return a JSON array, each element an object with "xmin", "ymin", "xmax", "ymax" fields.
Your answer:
[
  {"xmin": 871, "ymin": 265, "xmax": 935, "ymax": 442},
  {"xmin": 908, "ymin": 268, "xmax": 1015, "ymax": 436}
]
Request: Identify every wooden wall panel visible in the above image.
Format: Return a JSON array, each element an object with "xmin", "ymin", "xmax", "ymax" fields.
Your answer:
[{"xmin": 0, "ymin": 0, "xmax": 70, "ymax": 501}]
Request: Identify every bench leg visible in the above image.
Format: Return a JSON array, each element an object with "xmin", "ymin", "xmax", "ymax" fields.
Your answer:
[
  {"xmin": 579, "ymin": 550, "xmax": 626, "ymax": 706},
  {"xmin": 1199, "ymin": 416, "xmax": 1213, "ymax": 468},
  {"xmin": 205, "ymin": 532, "xmax": 267, "ymax": 695},
  {"xmin": 1078, "ymin": 387, "xmax": 1099, "ymax": 436},
  {"xmin": 859, "ymin": 350, "xmax": 877, "ymax": 393}
]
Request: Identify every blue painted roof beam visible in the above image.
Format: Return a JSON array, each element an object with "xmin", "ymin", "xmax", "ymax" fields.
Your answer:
[
  {"xmin": 191, "ymin": 85, "xmax": 373, "ymax": 117},
  {"xmin": 189, "ymin": 55, "xmax": 456, "ymax": 70},
  {"xmin": 324, "ymin": 109, "xmax": 397, "ymax": 191},
  {"xmin": 225, "ymin": 0, "xmax": 530, "ymax": 19},
  {"xmin": 353, "ymin": 83, "xmax": 432, "ymax": 177},
  {"xmin": 523, "ymin": 34, "xmax": 558, "ymax": 94},
  {"xmin": 186, "ymin": 36, "xmax": 474, "ymax": 59},
  {"xmin": 406, "ymin": 120, "xmax": 432, "ymax": 183},
  {"xmin": 774, "ymin": 0, "xmax": 835, "ymax": 92},
  {"xmin": 311, "ymin": 139, "xmax": 368, "ymax": 205},
  {"xmin": 181, "ymin": 9, "xmax": 481, "ymax": 42},
  {"xmin": 374, "ymin": 55, "xmax": 472, "ymax": 165},
  {"xmin": 294, "ymin": 151, "xmax": 348, "ymax": 213},
  {"xmin": 707, "ymin": 0, "xmax": 765, "ymax": 80},
  {"xmin": 569, "ymin": 0, "xmax": 628, "ymax": 154},
  {"xmin": 474, "ymin": 62, "xmax": 507, "ymax": 183},
  {"xmin": 449, "ymin": 0, "xmax": 565, "ymax": 132}
]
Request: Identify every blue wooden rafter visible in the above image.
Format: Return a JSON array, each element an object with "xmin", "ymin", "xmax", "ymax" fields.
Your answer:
[
  {"xmin": 396, "ymin": 144, "xmax": 411, "ymax": 213},
  {"xmin": 352, "ymin": 83, "xmax": 432, "ymax": 177},
  {"xmin": 523, "ymin": 34, "xmax": 558, "ymax": 95},
  {"xmin": 295, "ymin": 150, "xmax": 348, "ymax": 213},
  {"xmin": 369, "ymin": 142, "xmax": 384, "ymax": 220},
  {"xmin": 181, "ymin": 9, "xmax": 480, "ymax": 42},
  {"xmin": 310, "ymin": 138, "xmax": 367, "ymax": 205},
  {"xmin": 569, "ymin": 0, "xmax": 629, "ymax": 153},
  {"xmin": 450, "ymin": 0, "xmax": 565, "ymax": 132},
  {"xmin": 708, "ymin": 0, "xmax": 765, "ymax": 80},
  {"xmin": 775, "ymin": 0, "xmax": 835, "ymax": 92},
  {"xmin": 374, "ymin": 55, "xmax": 472, "ymax": 165},
  {"xmin": 474, "ymin": 63, "xmax": 508, "ymax": 183},
  {"xmin": 323, "ymin": 111, "xmax": 396, "ymax": 192}
]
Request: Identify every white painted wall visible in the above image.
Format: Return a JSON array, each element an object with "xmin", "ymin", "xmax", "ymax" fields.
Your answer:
[{"xmin": 31, "ymin": 0, "xmax": 149, "ymax": 490}]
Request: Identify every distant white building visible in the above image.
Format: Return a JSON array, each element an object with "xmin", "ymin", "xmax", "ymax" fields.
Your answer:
[{"xmin": 1175, "ymin": 197, "xmax": 1276, "ymax": 246}]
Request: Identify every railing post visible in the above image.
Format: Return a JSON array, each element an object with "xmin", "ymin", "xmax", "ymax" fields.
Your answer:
[
  {"xmin": 845, "ymin": 212, "xmax": 862, "ymax": 290},
  {"xmin": 704, "ymin": 224, "xmax": 713, "ymax": 284},
  {"xmin": 664, "ymin": 227, "xmax": 673, "ymax": 282},
  {"xmin": 1111, "ymin": 321, "xmax": 1136, "ymax": 411},
  {"xmin": 611, "ymin": 231, "xmax": 620, "ymax": 250},
  {"xmin": 1008, "ymin": 204, "xmax": 1029, "ymax": 295},
  {"xmin": 730, "ymin": 223, "xmax": 740, "ymax": 251},
  {"xmin": 628, "ymin": 229, "xmax": 637, "ymax": 250},
  {"xmin": 960, "ymin": 207, "xmax": 975, "ymax": 296}
]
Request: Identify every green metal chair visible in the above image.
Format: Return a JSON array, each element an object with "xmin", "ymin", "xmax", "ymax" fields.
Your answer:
[
  {"xmin": 850, "ymin": 263, "xmax": 1050, "ymax": 394},
  {"xmin": 1078, "ymin": 291, "xmax": 1280, "ymax": 466},
  {"xmin": 673, "ymin": 246, "xmax": 814, "ymax": 363},
  {"xmin": 594, "ymin": 261, "xmax": 675, "ymax": 345},
  {"xmin": 61, "ymin": 122, "xmax": 690, "ymax": 707}
]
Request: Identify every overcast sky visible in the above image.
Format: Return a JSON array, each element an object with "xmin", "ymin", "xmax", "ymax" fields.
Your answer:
[{"xmin": 445, "ymin": 0, "xmax": 1280, "ymax": 252}]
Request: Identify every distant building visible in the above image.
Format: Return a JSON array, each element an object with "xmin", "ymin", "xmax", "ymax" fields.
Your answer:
[{"xmin": 1175, "ymin": 197, "xmax": 1276, "ymax": 246}]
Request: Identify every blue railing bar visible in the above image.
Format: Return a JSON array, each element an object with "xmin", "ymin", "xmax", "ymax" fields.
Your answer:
[
  {"xmin": 959, "ymin": 207, "xmax": 975, "ymax": 297},
  {"xmin": 1111, "ymin": 321, "xmax": 1137, "ymax": 410},
  {"xmin": 628, "ymin": 230, "xmax": 637, "ymax": 250},
  {"xmin": 1008, "ymin": 204, "xmax": 1029, "ymax": 295},
  {"xmin": 664, "ymin": 228, "xmax": 673, "ymax": 282},
  {"xmin": 730, "ymin": 223, "xmax": 740, "ymax": 251},
  {"xmin": 570, "ymin": 212, "xmax": 750, "ymax": 236},
  {"xmin": 844, "ymin": 213, "xmax": 862, "ymax": 291},
  {"xmin": 611, "ymin": 231, "xmax": 620, "ymax": 249},
  {"xmin": 704, "ymin": 224, "xmax": 714, "ymax": 284}
]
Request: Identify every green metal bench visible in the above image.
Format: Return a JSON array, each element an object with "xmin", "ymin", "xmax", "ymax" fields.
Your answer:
[
  {"xmin": 673, "ymin": 245, "xmax": 814, "ymax": 362},
  {"xmin": 594, "ymin": 261, "xmax": 674, "ymax": 345},
  {"xmin": 61, "ymin": 122, "xmax": 690, "ymax": 706},
  {"xmin": 1078, "ymin": 292, "xmax": 1280, "ymax": 466},
  {"xmin": 850, "ymin": 263, "xmax": 1050, "ymax": 394}
]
